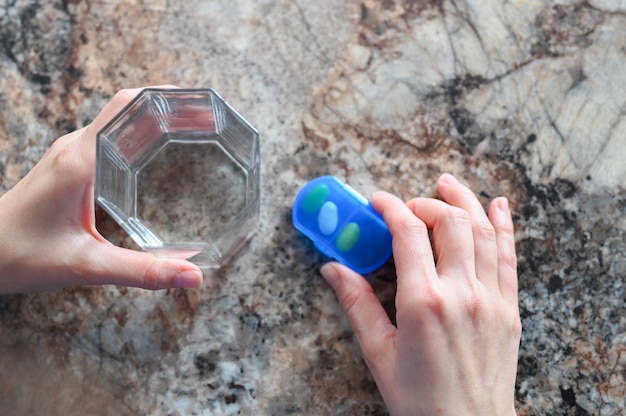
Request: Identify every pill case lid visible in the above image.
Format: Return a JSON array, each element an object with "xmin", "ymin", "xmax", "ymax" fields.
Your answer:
[{"xmin": 292, "ymin": 176, "xmax": 392, "ymax": 274}]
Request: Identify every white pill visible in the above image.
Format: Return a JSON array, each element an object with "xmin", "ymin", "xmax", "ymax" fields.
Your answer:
[{"xmin": 318, "ymin": 201, "xmax": 338, "ymax": 235}]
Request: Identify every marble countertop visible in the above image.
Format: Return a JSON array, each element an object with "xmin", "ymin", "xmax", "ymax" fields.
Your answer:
[{"xmin": 1, "ymin": 0, "xmax": 625, "ymax": 414}]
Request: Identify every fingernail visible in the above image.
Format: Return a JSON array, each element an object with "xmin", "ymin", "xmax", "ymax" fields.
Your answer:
[
  {"xmin": 321, "ymin": 264, "xmax": 340, "ymax": 289},
  {"xmin": 174, "ymin": 269, "xmax": 203, "ymax": 288},
  {"xmin": 440, "ymin": 173, "xmax": 458, "ymax": 184},
  {"xmin": 496, "ymin": 197, "xmax": 510, "ymax": 213}
]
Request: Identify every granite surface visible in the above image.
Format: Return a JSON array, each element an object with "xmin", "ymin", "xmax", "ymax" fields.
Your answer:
[{"xmin": 0, "ymin": 0, "xmax": 625, "ymax": 414}]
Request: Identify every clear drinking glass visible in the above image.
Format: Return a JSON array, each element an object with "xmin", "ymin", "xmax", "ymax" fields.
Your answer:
[{"xmin": 96, "ymin": 88, "xmax": 260, "ymax": 268}]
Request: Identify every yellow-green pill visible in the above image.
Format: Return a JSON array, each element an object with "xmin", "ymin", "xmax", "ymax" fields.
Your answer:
[{"xmin": 336, "ymin": 222, "xmax": 360, "ymax": 252}]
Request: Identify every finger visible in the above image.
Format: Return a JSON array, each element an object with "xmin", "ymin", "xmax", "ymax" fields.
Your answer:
[
  {"xmin": 371, "ymin": 191, "xmax": 438, "ymax": 303},
  {"xmin": 85, "ymin": 84, "xmax": 181, "ymax": 138},
  {"xmin": 78, "ymin": 85, "xmax": 182, "ymax": 164},
  {"xmin": 406, "ymin": 197, "xmax": 475, "ymax": 282},
  {"xmin": 436, "ymin": 173, "xmax": 498, "ymax": 289},
  {"xmin": 488, "ymin": 197, "xmax": 518, "ymax": 305},
  {"xmin": 80, "ymin": 241, "xmax": 203, "ymax": 290},
  {"xmin": 321, "ymin": 262, "xmax": 396, "ymax": 371}
]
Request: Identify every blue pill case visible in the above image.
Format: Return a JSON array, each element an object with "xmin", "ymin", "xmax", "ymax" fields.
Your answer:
[{"xmin": 292, "ymin": 176, "xmax": 393, "ymax": 274}]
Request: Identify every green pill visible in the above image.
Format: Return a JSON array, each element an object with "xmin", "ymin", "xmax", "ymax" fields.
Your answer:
[
  {"xmin": 302, "ymin": 184, "xmax": 329, "ymax": 213},
  {"xmin": 336, "ymin": 222, "xmax": 360, "ymax": 252}
]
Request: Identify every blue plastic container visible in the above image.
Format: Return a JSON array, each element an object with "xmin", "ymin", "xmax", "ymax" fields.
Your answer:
[{"xmin": 292, "ymin": 176, "xmax": 392, "ymax": 274}]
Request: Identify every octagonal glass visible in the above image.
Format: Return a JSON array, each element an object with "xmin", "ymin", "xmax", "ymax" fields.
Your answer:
[{"xmin": 96, "ymin": 88, "xmax": 260, "ymax": 268}]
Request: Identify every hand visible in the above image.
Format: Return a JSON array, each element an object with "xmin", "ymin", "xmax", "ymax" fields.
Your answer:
[
  {"xmin": 321, "ymin": 174, "xmax": 521, "ymax": 416},
  {"xmin": 0, "ymin": 87, "xmax": 203, "ymax": 294}
]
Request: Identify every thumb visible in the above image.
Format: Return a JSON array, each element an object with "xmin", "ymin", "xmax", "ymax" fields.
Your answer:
[
  {"xmin": 83, "ymin": 242, "xmax": 203, "ymax": 290},
  {"xmin": 320, "ymin": 262, "xmax": 396, "ymax": 366}
]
